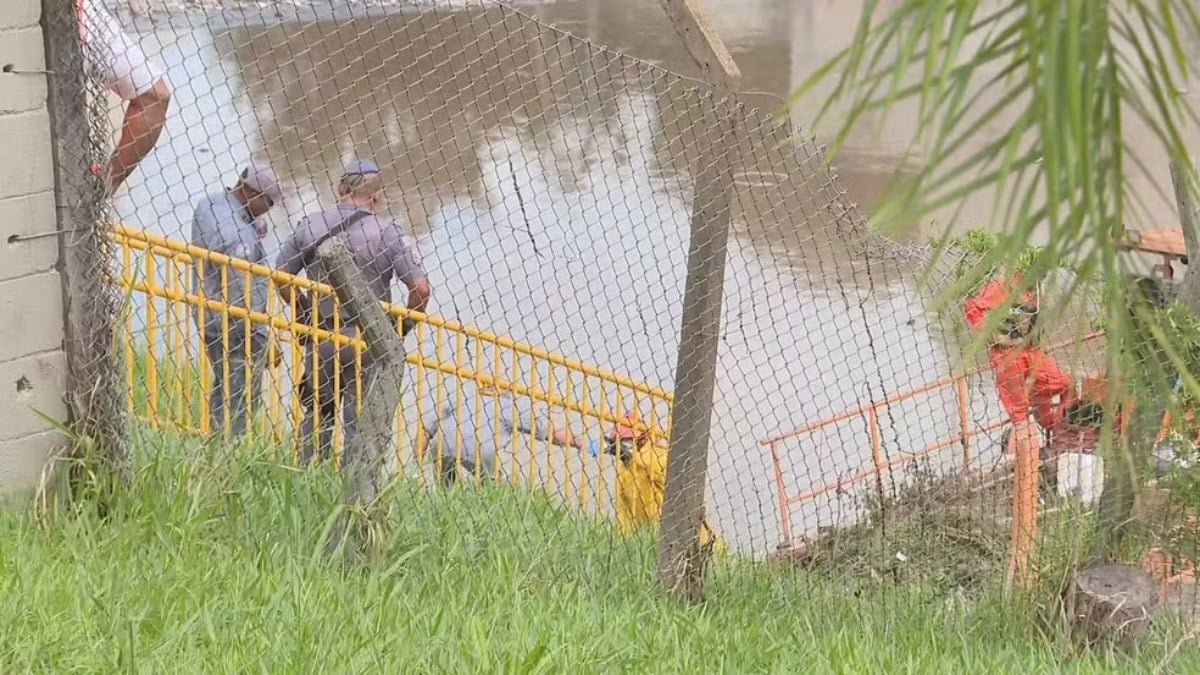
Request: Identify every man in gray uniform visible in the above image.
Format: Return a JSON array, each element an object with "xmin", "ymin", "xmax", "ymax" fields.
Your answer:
[
  {"xmin": 419, "ymin": 379, "xmax": 598, "ymax": 486},
  {"xmin": 190, "ymin": 160, "xmax": 284, "ymax": 438},
  {"xmin": 276, "ymin": 160, "xmax": 431, "ymax": 464}
]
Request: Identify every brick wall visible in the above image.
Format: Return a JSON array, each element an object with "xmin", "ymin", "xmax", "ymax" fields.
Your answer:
[{"xmin": 0, "ymin": 0, "xmax": 67, "ymax": 493}]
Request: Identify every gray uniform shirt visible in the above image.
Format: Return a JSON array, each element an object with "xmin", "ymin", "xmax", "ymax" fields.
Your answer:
[
  {"xmin": 190, "ymin": 190, "xmax": 268, "ymax": 340},
  {"xmin": 275, "ymin": 204, "xmax": 426, "ymax": 328}
]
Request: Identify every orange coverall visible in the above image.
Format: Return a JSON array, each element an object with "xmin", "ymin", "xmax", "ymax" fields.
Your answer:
[{"xmin": 964, "ymin": 278, "xmax": 1075, "ymax": 431}]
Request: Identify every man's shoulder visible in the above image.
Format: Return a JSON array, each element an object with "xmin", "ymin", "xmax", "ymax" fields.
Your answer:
[
  {"xmin": 307, "ymin": 205, "xmax": 355, "ymax": 225},
  {"xmin": 350, "ymin": 212, "xmax": 401, "ymax": 241},
  {"xmin": 194, "ymin": 189, "xmax": 231, "ymax": 208},
  {"xmin": 191, "ymin": 191, "xmax": 235, "ymax": 226},
  {"xmin": 292, "ymin": 207, "xmax": 342, "ymax": 237},
  {"xmin": 197, "ymin": 190, "xmax": 241, "ymax": 216},
  {"xmin": 282, "ymin": 207, "xmax": 347, "ymax": 251},
  {"xmin": 372, "ymin": 216, "xmax": 422, "ymax": 262},
  {"xmin": 365, "ymin": 211, "xmax": 400, "ymax": 227}
]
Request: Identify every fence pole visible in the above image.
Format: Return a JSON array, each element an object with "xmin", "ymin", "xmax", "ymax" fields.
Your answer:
[
  {"xmin": 867, "ymin": 407, "xmax": 887, "ymax": 504},
  {"xmin": 955, "ymin": 378, "xmax": 971, "ymax": 471},
  {"xmin": 769, "ymin": 442, "xmax": 793, "ymax": 552},
  {"xmin": 1007, "ymin": 427, "xmax": 1040, "ymax": 591},
  {"xmin": 313, "ymin": 237, "xmax": 407, "ymax": 563},
  {"xmin": 868, "ymin": 407, "xmax": 883, "ymax": 472},
  {"xmin": 654, "ymin": 0, "xmax": 742, "ymax": 601},
  {"xmin": 43, "ymin": 0, "xmax": 130, "ymax": 483}
]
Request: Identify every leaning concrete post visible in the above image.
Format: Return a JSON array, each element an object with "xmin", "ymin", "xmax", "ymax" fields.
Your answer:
[
  {"xmin": 655, "ymin": 0, "xmax": 742, "ymax": 601},
  {"xmin": 43, "ymin": 0, "xmax": 130, "ymax": 495},
  {"xmin": 313, "ymin": 237, "xmax": 406, "ymax": 561}
]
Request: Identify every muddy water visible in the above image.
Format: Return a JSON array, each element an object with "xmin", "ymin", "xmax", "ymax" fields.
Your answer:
[{"xmin": 109, "ymin": 0, "xmax": 1188, "ymax": 555}]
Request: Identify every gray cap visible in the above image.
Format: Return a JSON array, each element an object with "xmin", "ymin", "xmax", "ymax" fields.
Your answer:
[
  {"xmin": 342, "ymin": 159, "xmax": 381, "ymax": 177},
  {"xmin": 240, "ymin": 159, "xmax": 283, "ymax": 204}
]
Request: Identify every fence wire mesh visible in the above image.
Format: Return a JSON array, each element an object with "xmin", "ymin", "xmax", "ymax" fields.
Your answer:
[{"xmin": 47, "ymin": 0, "xmax": 1200, "ymax": 610}]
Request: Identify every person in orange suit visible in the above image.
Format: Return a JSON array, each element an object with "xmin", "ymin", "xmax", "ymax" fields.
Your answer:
[{"xmin": 964, "ymin": 275, "xmax": 1079, "ymax": 458}]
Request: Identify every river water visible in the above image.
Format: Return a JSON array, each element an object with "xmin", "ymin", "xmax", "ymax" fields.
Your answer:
[{"xmin": 106, "ymin": 0, "xmax": 1198, "ymax": 555}]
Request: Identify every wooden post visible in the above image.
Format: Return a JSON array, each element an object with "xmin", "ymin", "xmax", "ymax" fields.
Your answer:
[
  {"xmin": 313, "ymin": 237, "xmax": 406, "ymax": 562},
  {"xmin": 655, "ymin": 0, "xmax": 742, "ymax": 601},
  {"xmin": 43, "ymin": 0, "xmax": 130, "ymax": 482},
  {"xmin": 1006, "ymin": 425, "xmax": 1040, "ymax": 591}
]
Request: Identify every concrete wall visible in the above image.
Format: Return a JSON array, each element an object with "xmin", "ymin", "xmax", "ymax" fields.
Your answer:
[{"xmin": 0, "ymin": 0, "xmax": 67, "ymax": 492}]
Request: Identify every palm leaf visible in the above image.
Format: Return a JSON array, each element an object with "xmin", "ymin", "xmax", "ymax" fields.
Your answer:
[{"xmin": 790, "ymin": 0, "xmax": 1200, "ymax": 551}]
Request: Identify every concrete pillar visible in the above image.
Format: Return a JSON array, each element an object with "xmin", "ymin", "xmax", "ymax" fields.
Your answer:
[{"xmin": 0, "ymin": 1, "xmax": 68, "ymax": 495}]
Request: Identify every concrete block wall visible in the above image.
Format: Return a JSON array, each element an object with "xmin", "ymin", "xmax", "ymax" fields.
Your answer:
[{"xmin": 0, "ymin": 0, "xmax": 67, "ymax": 492}]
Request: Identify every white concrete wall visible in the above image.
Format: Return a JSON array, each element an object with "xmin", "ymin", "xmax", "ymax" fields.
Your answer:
[{"xmin": 0, "ymin": 0, "xmax": 67, "ymax": 493}]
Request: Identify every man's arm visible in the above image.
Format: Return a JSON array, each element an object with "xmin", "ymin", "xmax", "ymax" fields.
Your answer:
[
  {"xmin": 1032, "ymin": 351, "xmax": 1078, "ymax": 422},
  {"xmin": 389, "ymin": 229, "xmax": 431, "ymax": 334},
  {"xmin": 273, "ymin": 222, "xmax": 309, "ymax": 309},
  {"xmin": 964, "ymin": 279, "xmax": 1005, "ymax": 329},
  {"xmin": 513, "ymin": 400, "xmax": 588, "ymax": 451},
  {"xmin": 995, "ymin": 354, "xmax": 1033, "ymax": 423},
  {"xmin": 83, "ymin": 0, "xmax": 171, "ymax": 193},
  {"xmin": 1034, "ymin": 352, "xmax": 1075, "ymax": 401},
  {"xmin": 105, "ymin": 78, "xmax": 170, "ymax": 193},
  {"xmin": 406, "ymin": 275, "xmax": 431, "ymax": 316},
  {"xmin": 963, "ymin": 294, "xmax": 989, "ymax": 330},
  {"xmin": 550, "ymin": 423, "xmax": 587, "ymax": 451}
]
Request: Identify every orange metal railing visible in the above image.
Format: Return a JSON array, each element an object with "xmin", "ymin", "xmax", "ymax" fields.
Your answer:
[{"xmin": 762, "ymin": 332, "xmax": 1104, "ymax": 552}]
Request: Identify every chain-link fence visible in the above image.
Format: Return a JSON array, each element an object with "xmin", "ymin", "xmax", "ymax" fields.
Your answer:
[{"xmin": 44, "ymin": 0, "xmax": 1200, "ymax": 609}]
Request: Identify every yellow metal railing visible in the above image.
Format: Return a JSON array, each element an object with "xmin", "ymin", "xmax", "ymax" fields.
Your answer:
[{"xmin": 115, "ymin": 224, "xmax": 673, "ymax": 511}]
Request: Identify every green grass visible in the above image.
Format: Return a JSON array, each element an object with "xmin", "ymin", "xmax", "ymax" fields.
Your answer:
[{"xmin": 0, "ymin": 434, "xmax": 1196, "ymax": 672}]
